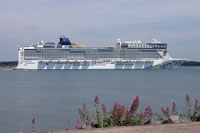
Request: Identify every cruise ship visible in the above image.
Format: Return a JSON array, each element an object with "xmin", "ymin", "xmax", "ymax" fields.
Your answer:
[{"xmin": 16, "ymin": 36, "xmax": 186, "ymax": 70}]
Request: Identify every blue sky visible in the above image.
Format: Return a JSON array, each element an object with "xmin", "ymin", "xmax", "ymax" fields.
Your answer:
[{"xmin": 0, "ymin": 0, "xmax": 200, "ymax": 61}]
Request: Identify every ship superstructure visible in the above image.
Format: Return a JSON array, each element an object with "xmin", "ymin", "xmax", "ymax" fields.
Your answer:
[{"xmin": 16, "ymin": 36, "xmax": 186, "ymax": 70}]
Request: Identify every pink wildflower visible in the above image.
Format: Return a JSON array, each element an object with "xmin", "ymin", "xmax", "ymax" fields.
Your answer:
[
  {"xmin": 161, "ymin": 107, "xmax": 169, "ymax": 117},
  {"xmin": 186, "ymin": 94, "xmax": 191, "ymax": 108},
  {"xmin": 102, "ymin": 104, "xmax": 107, "ymax": 112},
  {"xmin": 114, "ymin": 102, "xmax": 118, "ymax": 109},
  {"xmin": 83, "ymin": 103, "xmax": 87, "ymax": 113},
  {"xmin": 161, "ymin": 108, "xmax": 165, "ymax": 113},
  {"xmin": 86, "ymin": 112, "xmax": 90, "ymax": 121},
  {"xmin": 197, "ymin": 106, "xmax": 200, "ymax": 111},
  {"xmin": 195, "ymin": 99, "xmax": 199, "ymax": 110},
  {"xmin": 102, "ymin": 103, "xmax": 107, "ymax": 118},
  {"xmin": 186, "ymin": 94, "xmax": 190, "ymax": 103},
  {"xmin": 110, "ymin": 109, "xmax": 113, "ymax": 114},
  {"xmin": 166, "ymin": 107, "xmax": 169, "ymax": 113},
  {"xmin": 139, "ymin": 110, "xmax": 145, "ymax": 120},
  {"xmin": 145, "ymin": 106, "xmax": 153, "ymax": 119},
  {"xmin": 75, "ymin": 126, "xmax": 80, "ymax": 129},
  {"xmin": 112, "ymin": 103, "xmax": 125, "ymax": 121},
  {"xmin": 172, "ymin": 102, "xmax": 178, "ymax": 115},
  {"xmin": 140, "ymin": 111, "xmax": 144, "ymax": 117},
  {"xmin": 95, "ymin": 95, "xmax": 100, "ymax": 104},
  {"xmin": 195, "ymin": 99, "xmax": 198, "ymax": 105},
  {"xmin": 77, "ymin": 120, "xmax": 80, "ymax": 124},
  {"xmin": 122, "ymin": 105, "xmax": 125, "ymax": 111},
  {"xmin": 32, "ymin": 118, "xmax": 36, "ymax": 124},
  {"xmin": 125, "ymin": 109, "xmax": 129, "ymax": 116},
  {"xmin": 129, "ymin": 96, "xmax": 139, "ymax": 114}
]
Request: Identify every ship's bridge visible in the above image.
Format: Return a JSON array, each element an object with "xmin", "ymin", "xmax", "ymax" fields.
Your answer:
[
  {"xmin": 127, "ymin": 43, "xmax": 167, "ymax": 49},
  {"xmin": 117, "ymin": 39, "xmax": 167, "ymax": 49}
]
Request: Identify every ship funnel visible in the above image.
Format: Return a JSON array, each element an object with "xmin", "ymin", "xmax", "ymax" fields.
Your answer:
[{"xmin": 57, "ymin": 35, "xmax": 71, "ymax": 47}]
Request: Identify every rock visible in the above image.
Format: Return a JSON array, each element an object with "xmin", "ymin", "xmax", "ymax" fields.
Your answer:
[
  {"xmin": 145, "ymin": 120, "xmax": 161, "ymax": 125},
  {"xmin": 162, "ymin": 118, "xmax": 173, "ymax": 124},
  {"xmin": 81, "ymin": 124, "xmax": 92, "ymax": 129},
  {"xmin": 162, "ymin": 116, "xmax": 191, "ymax": 124},
  {"xmin": 197, "ymin": 116, "xmax": 200, "ymax": 121},
  {"xmin": 92, "ymin": 123, "xmax": 99, "ymax": 128},
  {"xmin": 170, "ymin": 116, "xmax": 180, "ymax": 123}
]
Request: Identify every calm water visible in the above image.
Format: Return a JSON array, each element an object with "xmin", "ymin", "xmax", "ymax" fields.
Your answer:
[{"xmin": 0, "ymin": 67, "xmax": 200, "ymax": 133}]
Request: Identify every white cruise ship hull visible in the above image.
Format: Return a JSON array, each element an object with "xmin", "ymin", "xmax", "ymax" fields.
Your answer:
[{"xmin": 16, "ymin": 59, "xmax": 185, "ymax": 70}]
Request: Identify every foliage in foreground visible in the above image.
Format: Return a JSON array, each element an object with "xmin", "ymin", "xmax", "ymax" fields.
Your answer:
[
  {"xmin": 31, "ymin": 94, "xmax": 200, "ymax": 131},
  {"xmin": 77, "ymin": 94, "xmax": 200, "ymax": 128}
]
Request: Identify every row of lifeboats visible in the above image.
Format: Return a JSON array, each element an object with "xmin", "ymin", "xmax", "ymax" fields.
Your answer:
[
  {"xmin": 115, "ymin": 60, "xmax": 153, "ymax": 63},
  {"xmin": 39, "ymin": 60, "xmax": 153, "ymax": 63},
  {"xmin": 39, "ymin": 60, "xmax": 91, "ymax": 63}
]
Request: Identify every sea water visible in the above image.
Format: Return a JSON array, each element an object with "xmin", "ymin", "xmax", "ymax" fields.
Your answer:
[{"xmin": 0, "ymin": 67, "xmax": 200, "ymax": 132}]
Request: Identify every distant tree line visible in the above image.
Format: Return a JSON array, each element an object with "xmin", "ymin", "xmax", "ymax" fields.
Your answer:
[
  {"xmin": 0, "ymin": 61, "xmax": 17, "ymax": 67},
  {"xmin": 181, "ymin": 61, "xmax": 200, "ymax": 66}
]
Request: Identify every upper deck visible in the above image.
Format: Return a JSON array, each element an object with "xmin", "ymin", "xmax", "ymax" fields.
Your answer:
[
  {"xmin": 18, "ymin": 37, "xmax": 168, "ymax": 61},
  {"xmin": 21, "ymin": 38, "xmax": 167, "ymax": 50}
]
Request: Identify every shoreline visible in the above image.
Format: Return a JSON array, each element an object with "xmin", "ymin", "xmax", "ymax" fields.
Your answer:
[
  {"xmin": 0, "ymin": 66, "xmax": 16, "ymax": 68},
  {"xmin": 0, "ymin": 66, "xmax": 16, "ymax": 69},
  {"xmin": 40, "ymin": 122, "xmax": 200, "ymax": 133},
  {"xmin": 0, "ymin": 61, "xmax": 17, "ymax": 69}
]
